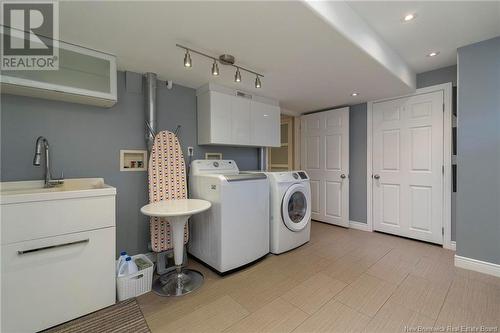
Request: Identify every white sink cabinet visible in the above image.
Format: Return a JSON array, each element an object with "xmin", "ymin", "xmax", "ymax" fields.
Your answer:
[{"xmin": 0, "ymin": 178, "xmax": 117, "ymax": 333}]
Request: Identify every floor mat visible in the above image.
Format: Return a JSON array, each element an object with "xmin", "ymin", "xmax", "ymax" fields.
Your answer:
[{"xmin": 43, "ymin": 299, "xmax": 150, "ymax": 333}]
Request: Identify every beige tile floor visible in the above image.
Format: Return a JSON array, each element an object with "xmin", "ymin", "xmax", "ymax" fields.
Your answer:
[{"xmin": 137, "ymin": 221, "xmax": 500, "ymax": 333}]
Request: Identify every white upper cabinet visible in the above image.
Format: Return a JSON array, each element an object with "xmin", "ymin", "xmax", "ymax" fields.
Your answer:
[
  {"xmin": 230, "ymin": 95, "xmax": 252, "ymax": 145},
  {"xmin": 250, "ymin": 100, "xmax": 280, "ymax": 147},
  {"xmin": 206, "ymin": 90, "xmax": 232, "ymax": 144},
  {"xmin": 197, "ymin": 83, "xmax": 280, "ymax": 147},
  {"xmin": 0, "ymin": 32, "xmax": 117, "ymax": 108}
]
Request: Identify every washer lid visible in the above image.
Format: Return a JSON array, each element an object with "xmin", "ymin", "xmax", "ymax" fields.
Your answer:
[{"xmin": 282, "ymin": 183, "xmax": 310, "ymax": 231}]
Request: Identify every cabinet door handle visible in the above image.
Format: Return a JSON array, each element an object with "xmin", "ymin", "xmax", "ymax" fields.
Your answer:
[{"xmin": 17, "ymin": 239, "xmax": 89, "ymax": 255}]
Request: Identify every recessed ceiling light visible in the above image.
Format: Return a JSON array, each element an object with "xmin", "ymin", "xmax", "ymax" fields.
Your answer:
[
  {"xmin": 351, "ymin": 92, "xmax": 359, "ymax": 97},
  {"xmin": 403, "ymin": 13, "xmax": 416, "ymax": 22},
  {"xmin": 427, "ymin": 51, "xmax": 440, "ymax": 57}
]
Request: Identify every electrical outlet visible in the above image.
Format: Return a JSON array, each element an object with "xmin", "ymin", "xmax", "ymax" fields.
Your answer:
[{"xmin": 187, "ymin": 146, "xmax": 194, "ymax": 156}]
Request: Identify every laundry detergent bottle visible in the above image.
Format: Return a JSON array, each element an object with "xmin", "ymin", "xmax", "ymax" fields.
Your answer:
[
  {"xmin": 116, "ymin": 251, "xmax": 127, "ymax": 274},
  {"xmin": 118, "ymin": 256, "xmax": 139, "ymax": 277}
]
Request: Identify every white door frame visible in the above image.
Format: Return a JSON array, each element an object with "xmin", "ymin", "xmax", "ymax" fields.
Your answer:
[{"xmin": 367, "ymin": 83, "xmax": 453, "ymax": 250}]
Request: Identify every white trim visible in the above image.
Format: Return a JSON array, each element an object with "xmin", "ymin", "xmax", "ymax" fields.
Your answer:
[
  {"xmin": 349, "ymin": 220, "xmax": 372, "ymax": 232},
  {"xmin": 455, "ymin": 255, "xmax": 500, "ymax": 278},
  {"xmin": 281, "ymin": 108, "xmax": 301, "ymax": 117},
  {"xmin": 366, "ymin": 83, "xmax": 453, "ymax": 248},
  {"xmin": 294, "ymin": 116, "xmax": 301, "ymax": 169},
  {"xmin": 366, "ymin": 101, "xmax": 374, "ymax": 232},
  {"xmin": 442, "ymin": 83, "xmax": 453, "ymax": 250},
  {"xmin": 447, "ymin": 241, "xmax": 456, "ymax": 251}
]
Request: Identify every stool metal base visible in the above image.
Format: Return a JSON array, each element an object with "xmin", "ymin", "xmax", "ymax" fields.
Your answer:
[{"xmin": 152, "ymin": 269, "xmax": 204, "ymax": 297}]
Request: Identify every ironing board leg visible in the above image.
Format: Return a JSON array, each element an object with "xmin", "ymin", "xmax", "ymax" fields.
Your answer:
[{"xmin": 152, "ymin": 216, "xmax": 204, "ymax": 296}]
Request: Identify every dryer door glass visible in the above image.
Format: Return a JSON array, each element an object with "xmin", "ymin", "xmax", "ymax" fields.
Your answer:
[
  {"xmin": 282, "ymin": 184, "xmax": 310, "ymax": 232},
  {"xmin": 288, "ymin": 191, "xmax": 307, "ymax": 223}
]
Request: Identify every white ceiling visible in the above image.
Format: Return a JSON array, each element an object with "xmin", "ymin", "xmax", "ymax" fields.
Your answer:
[
  {"xmin": 58, "ymin": 1, "xmax": 500, "ymax": 114},
  {"xmin": 348, "ymin": 1, "xmax": 500, "ymax": 73},
  {"xmin": 59, "ymin": 1, "xmax": 414, "ymax": 114}
]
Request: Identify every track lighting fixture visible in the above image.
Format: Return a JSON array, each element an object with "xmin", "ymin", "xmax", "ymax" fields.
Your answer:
[
  {"xmin": 176, "ymin": 44, "xmax": 264, "ymax": 87},
  {"xmin": 235, "ymin": 68, "xmax": 242, "ymax": 82},
  {"xmin": 255, "ymin": 75, "xmax": 261, "ymax": 88},
  {"xmin": 183, "ymin": 50, "xmax": 192, "ymax": 68},
  {"xmin": 211, "ymin": 60, "xmax": 219, "ymax": 76}
]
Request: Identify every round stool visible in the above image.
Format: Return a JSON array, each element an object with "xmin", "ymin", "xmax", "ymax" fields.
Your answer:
[{"xmin": 141, "ymin": 199, "xmax": 211, "ymax": 296}]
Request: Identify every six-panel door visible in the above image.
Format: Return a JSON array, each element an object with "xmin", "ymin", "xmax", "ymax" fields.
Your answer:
[
  {"xmin": 372, "ymin": 91, "xmax": 444, "ymax": 244},
  {"xmin": 301, "ymin": 108, "xmax": 349, "ymax": 227}
]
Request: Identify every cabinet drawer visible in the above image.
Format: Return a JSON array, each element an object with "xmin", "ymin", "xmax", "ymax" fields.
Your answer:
[
  {"xmin": 1, "ymin": 227, "xmax": 116, "ymax": 333},
  {"xmin": 1, "ymin": 195, "xmax": 115, "ymax": 244}
]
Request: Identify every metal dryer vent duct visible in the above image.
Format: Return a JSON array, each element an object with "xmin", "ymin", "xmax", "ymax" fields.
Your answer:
[{"xmin": 144, "ymin": 72, "xmax": 157, "ymax": 151}]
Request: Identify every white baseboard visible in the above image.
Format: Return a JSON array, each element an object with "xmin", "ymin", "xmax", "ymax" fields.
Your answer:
[
  {"xmin": 349, "ymin": 220, "xmax": 372, "ymax": 232},
  {"xmin": 444, "ymin": 241, "xmax": 456, "ymax": 251},
  {"xmin": 455, "ymin": 255, "xmax": 500, "ymax": 278}
]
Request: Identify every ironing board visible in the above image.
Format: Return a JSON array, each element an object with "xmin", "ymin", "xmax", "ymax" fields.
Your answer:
[
  {"xmin": 148, "ymin": 131, "xmax": 188, "ymax": 253},
  {"xmin": 145, "ymin": 130, "xmax": 210, "ymax": 296}
]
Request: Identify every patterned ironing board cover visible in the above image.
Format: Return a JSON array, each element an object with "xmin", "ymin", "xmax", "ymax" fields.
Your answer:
[{"xmin": 148, "ymin": 130, "xmax": 188, "ymax": 252}]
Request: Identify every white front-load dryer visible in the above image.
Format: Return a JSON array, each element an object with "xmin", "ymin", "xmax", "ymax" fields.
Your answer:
[{"xmin": 267, "ymin": 171, "xmax": 311, "ymax": 254}]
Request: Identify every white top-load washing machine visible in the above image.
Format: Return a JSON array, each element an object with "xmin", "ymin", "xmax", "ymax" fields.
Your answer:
[
  {"xmin": 266, "ymin": 171, "xmax": 311, "ymax": 254},
  {"xmin": 189, "ymin": 160, "xmax": 270, "ymax": 273}
]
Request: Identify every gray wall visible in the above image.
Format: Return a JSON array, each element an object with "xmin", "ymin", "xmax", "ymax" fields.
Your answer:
[
  {"xmin": 349, "ymin": 103, "xmax": 367, "ymax": 223},
  {"xmin": 417, "ymin": 65, "xmax": 457, "ymax": 88},
  {"xmin": 456, "ymin": 37, "xmax": 500, "ymax": 264},
  {"xmin": 348, "ymin": 65, "xmax": 457, "ymax": 242},
  {"xmin": 0, "ymin": 71, "xmax": 259, "ymax": 255}
]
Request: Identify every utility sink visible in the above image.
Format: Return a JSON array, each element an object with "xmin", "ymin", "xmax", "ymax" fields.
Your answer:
[
  {"xmin": 0, "ymin": 178, "xmax": 115, "ymax": 204},
  {"xmin": 1, "ymin": 177, "xmax": 116, "ymax": 332}
]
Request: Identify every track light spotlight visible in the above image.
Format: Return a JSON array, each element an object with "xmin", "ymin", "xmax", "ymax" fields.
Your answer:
[
  {"xmin": 235, "ymin": 68, "xmax": 242, "ymax": 82},
  {"xmin": 211, "ymin": 60, "xmax": 219, "ymax": 76},
  {"xmin": 184, "ymin": 50, "xmax": 192, "ymax": 68},
  {"xmin": 255, "ymin": 75, "xmax": 261, "ymax": 88},
  {"xmin": 176, "ymin": 44, "xmax": 264, "ymax": 84}
]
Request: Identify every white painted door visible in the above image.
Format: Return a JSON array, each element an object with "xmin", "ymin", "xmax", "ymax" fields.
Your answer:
[
  {"xmin": 372, "ymin": 91, "xmax": 444, "ymax": 244},
  {"xmin": 301, "ymin": 108, "xmax": 349, "ymax": 227}
]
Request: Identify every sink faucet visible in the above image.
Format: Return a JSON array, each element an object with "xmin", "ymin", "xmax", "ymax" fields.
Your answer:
[{"xmin": 33, "ymin": 136, "xmax": 64, "ymax": 188}]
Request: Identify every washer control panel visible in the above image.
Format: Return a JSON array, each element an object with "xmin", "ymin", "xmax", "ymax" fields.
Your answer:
[
  {"xmin": 272, "ymin": 171, "xmax": 309, "ymax": 182},
  {"xmin": 298, "ymin": 171, "xmax": 308, "ymax": 179},
  {"xmin": 191, "ymin": 159, "xmax": 239, "ymax": 175}
]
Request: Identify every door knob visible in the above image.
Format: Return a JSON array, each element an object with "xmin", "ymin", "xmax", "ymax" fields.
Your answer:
[
  {"xmin": 340, "ymin": 174, "xmax": 346, "ymax": 179},
  {"xmin": 373, "ymin": 174, "xmax": 380, "ymax": 179}
]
